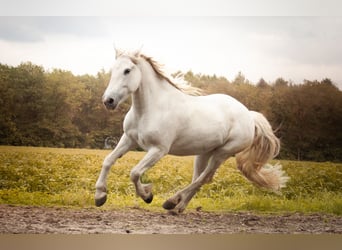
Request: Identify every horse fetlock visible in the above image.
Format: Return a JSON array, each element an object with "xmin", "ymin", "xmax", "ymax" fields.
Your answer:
[
  {"xmin": 95, "ymin": 183, "xmax": 107, "ymax": 192},
  {"xmin": 142, "ymin": 183, "xmax": 153, "ymax": 194},
  {"xmin": 130, "ymin": 170, "xmax": 140, "ymax": 183}
]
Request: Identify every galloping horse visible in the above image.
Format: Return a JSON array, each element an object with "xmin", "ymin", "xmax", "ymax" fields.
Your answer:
[{"xmin": 95, "ymin": 49, "xmax": 289, "ymax": 213}]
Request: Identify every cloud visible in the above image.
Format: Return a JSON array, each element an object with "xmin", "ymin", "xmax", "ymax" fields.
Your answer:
[
  {"xmin": 0, "ymin": 18, "xmax": 43, "ymax": 42},
  {"xmin": 245, "ymin": 17, "xmax": 342, "ymax": 66},
  {"xmin": 0, "ymin": 16, "xmax": 341, "ymax": 84},
  {"xmin": 0, "ymin": 17, "xmax": 107, "ymax": 43}
]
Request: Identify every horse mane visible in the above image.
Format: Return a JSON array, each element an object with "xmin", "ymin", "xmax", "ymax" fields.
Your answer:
[{"xmin": 117, "ymin": 50, "xmax": 203, "ymax": 96}]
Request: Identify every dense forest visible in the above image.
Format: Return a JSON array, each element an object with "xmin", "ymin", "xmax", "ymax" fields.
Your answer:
[{"xmin": 0, "ymin": 62, "xmax": 341, "ymax": 162}]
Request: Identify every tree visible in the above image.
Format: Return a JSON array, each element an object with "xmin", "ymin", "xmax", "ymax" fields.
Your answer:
[
  {"xmin": 232, "ymin": 71, "xmax": 248, "ymax": 85},
  {"xmin": 269, "ymin": 79, "xmax": 342, "ymax": 161},
  {"xmin": 274, "ymin": 77, "xmax": 288, "ymax": 88},
  {"xmin": 257, "ymin": 78, "xmax": 268, "ymax": 88},
  {"xmin": 3, "ymin": 62, "xmax": 46, "ymax": 145}
]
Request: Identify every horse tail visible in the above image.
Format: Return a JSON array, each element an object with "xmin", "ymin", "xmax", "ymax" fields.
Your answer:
[{"xmin": 235, "ymin": 111, "xmax": 289, "ymax": 191}]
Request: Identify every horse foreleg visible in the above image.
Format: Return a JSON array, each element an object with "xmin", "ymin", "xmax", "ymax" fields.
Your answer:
[
  {"xmin": 130, "ymin": 147, "xmax": 166, "ymax": 203},
  {"xmin": 95, "ymin": 134, "xmax": 135, "ymax": 207}
]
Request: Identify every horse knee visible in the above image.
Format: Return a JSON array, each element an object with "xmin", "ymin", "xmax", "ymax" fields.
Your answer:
[{"xmin": 102, "ymin": 158, "xmax": 114, "ymax": 171}]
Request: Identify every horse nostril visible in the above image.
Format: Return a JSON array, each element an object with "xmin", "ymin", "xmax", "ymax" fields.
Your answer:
[
  {"xmin": 104, "ymin": 97, "xmax": 116, "ymax": 109},
  {"xmin": 104, "ymin": 98, "xmax": 114, "ymax": 105}
]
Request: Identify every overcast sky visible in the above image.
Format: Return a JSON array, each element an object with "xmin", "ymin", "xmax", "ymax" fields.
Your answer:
[{"xmin": 0, "ymin": 16, "xmax": 342, "ymax": 86}]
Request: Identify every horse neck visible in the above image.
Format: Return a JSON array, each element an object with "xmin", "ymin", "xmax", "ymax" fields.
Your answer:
[{"xmin": 131, "ymin": 60, "xmax": 182, "ymax": 114}]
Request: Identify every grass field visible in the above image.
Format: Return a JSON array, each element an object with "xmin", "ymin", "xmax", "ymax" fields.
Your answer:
[{"xmin": 0, "ymin": 146, "xmax": 341, "ymax": 214}]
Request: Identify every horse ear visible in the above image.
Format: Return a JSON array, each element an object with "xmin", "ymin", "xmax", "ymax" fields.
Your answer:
[
  {"xmin": 114, "ymin": 45, "xmax": 123, "ymax": 59},
  {"xmin": 133, "ymin": 45, "xmax": 143, "ymax": 58},
  {"xmin": 133, "ymin": 50, "xmax": 141, "ymax": 58}
]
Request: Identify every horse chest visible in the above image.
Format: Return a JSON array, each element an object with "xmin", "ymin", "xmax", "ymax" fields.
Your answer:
[{"xmin": 124, "ymin": 116, "xmax": 167, "ymax": 150}]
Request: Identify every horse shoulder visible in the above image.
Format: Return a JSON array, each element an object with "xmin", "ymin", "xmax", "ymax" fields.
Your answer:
[
  {"xmin": 123, "ymin": 109, "xmax": 174, "ymax": 151},
  {"xmin": 122, "ymin": 110, "xmax": 138, "ymax": 140}
]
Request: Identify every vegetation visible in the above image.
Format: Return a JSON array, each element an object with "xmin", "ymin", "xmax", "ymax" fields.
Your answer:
[
  {"xmin": 0, "ymin": 146, "xmax": 341, "ymax": 214},
  {"xmin": 1, "ymin": 63, "xmax": 341, "ymax": 161}
]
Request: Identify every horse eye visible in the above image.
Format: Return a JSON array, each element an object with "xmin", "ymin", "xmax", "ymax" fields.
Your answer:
[{"xmin": 124, "ymin": 68, "xmax": 131, "ymax": 75}]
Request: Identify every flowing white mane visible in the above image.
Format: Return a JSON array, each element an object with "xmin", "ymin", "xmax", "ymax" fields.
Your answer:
[{"xmin": 116, "ymin": 50, "xmax": 203, "ymax": 96}]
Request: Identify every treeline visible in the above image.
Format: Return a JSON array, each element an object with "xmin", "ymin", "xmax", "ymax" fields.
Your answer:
[
  {"xmin": 0, "ymin": 62, "xmax": 127, "ymax": 149},
  {"xmin": 0, "ymin": 62, "xmax": 341, "ymax": 162},
  {"xmin": 184, "ymin": 71, "xmax": 342, "ymax": 162}
]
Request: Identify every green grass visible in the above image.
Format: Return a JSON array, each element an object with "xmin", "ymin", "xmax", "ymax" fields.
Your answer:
[{"xmin": 0, "ymin": 146, "xmax": 341, "ymax": 214}]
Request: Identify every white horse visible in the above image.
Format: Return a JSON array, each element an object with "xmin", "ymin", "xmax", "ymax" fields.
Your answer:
[{"xmin": 95, "ymin": 49, "xmax": 289, "ymax": 213}]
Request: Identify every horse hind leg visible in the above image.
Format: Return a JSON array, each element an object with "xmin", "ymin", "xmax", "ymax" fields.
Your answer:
[
  {"xmin": 163, "ymin": 140, "xmax": 247, "ymax": 213},
  {"xmin": 192, "ymin": 153, "xmax": 211, "ymax": 183},
  {"xmin": 163, "ymin": 153, "xmax": 226, "ymax": 213}
]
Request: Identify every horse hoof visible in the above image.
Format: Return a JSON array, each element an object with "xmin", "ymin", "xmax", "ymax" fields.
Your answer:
[
  {"xmin": 144, "ymin": 193, "xmax": 153, "ymax": 204},
  {"xmin": 162, "ymin": 200, "xmax": 177, "ymax": 210},
  {"xmin": 95, "ymin": 194, "xmax": 107, "ymax": 207}
]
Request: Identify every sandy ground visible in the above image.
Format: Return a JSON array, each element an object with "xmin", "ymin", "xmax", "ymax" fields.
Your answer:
[{"xmin": 0, "ymin": 204, "xmax": 341, "ymax": 234}]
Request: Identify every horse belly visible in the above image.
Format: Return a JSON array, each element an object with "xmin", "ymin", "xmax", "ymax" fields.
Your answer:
[
  {"xmin": 167, "ymin": 95, "xmax": 247, "ymax": 156},
  {"xmin": 168, "ymin": 122, "xmax": 229, "ymax": 156},
  {"xmin": 169, "ymin": 141, "xmax": 219, "ymax": 156}
]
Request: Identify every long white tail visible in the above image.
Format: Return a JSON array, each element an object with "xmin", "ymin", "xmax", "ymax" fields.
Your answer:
[{"xmin": 236, "ymin": 111, "xmax": 289, "ymax": 191}]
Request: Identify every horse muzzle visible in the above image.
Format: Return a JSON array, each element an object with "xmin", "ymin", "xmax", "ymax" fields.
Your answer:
[{"xmin": 103, "ymin": 96, "xmax": 117, "ymax": 110}]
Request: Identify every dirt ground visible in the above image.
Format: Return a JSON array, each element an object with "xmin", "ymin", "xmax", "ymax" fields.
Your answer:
[{"xmin": 0, "ymin": 204, "xmax": 341, "ymax": 234}]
